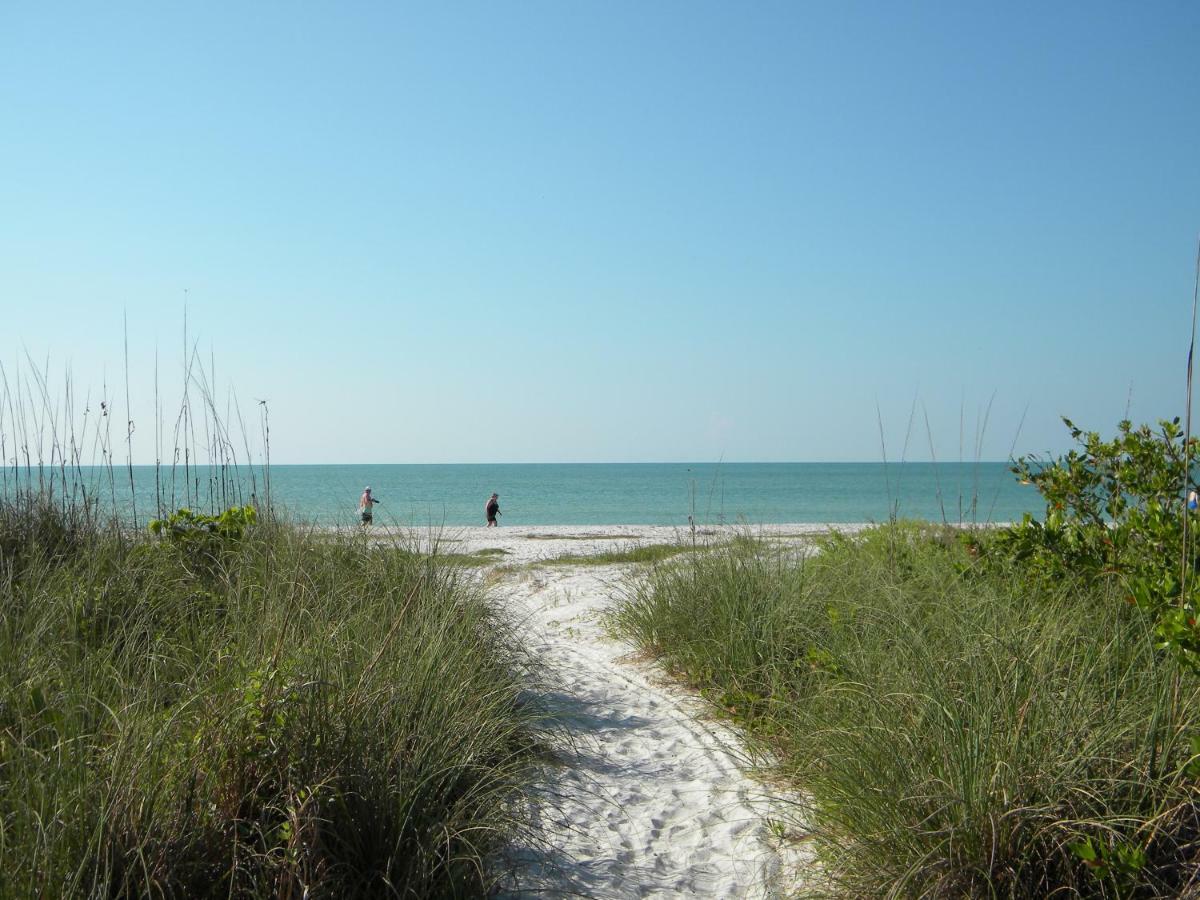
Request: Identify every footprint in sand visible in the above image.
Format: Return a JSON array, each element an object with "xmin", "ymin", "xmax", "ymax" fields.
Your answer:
[{"xmin": 495, "ymin": 561, "xmax": 811, "ymax": 898}]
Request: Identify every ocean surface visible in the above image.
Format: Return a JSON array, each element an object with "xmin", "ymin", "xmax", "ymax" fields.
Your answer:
[{"xmin": 10, "ymin": 462, "xmax": 1042, "ymax": 527}]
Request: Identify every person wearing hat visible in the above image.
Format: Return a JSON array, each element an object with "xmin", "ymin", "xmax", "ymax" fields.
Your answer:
[
  {"xmin": 485, "ymin": 492, "xmax": 501, "ymax": 527},
  {"xmin": 359, "ymin": 486, "xmax": 381, "ymax": 525}
]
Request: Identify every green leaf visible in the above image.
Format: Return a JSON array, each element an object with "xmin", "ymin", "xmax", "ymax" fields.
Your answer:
[{"xmin": 1070, "ymin": 839, "xmax": 1097, "ymax": 862}]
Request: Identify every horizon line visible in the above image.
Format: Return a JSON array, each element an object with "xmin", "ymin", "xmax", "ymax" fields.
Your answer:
[{"xmin": 49, "ymin": 459, "xmax": 1021, "ymax": 467}]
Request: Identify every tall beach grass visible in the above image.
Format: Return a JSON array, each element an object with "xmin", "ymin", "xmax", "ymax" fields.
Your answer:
[
  {"xmin": 0, "ymin": 350, "xmax": 546, "ymax": 897},
  {"xmin": 0, "ymin": 501, "xmax": 543, "ymax": 897},
  {"xmin": 613, "ymin": 523, "xmax": 1200, "ymax": 897}
]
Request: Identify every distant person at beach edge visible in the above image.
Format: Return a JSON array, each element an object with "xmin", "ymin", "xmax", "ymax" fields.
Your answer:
[
  {"xmin": 485, "ymin": 492, "xmax": 501, "ymax": 526},
  {"xmin": 359, "ymin": 486, "xmax": 381, "ymax": 525}
]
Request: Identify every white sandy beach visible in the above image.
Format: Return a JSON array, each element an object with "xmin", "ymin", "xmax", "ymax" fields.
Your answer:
[
  {"xmin": 493, "ymin": 561, "xmax": 812, "ymax": 898},
  {"xmin": 471, "ymin": 526, "xmax": 846, "ymax": 897},
  {"xmin": 334, "ymin": 523, "xmax": 861, "ymax": 895}
]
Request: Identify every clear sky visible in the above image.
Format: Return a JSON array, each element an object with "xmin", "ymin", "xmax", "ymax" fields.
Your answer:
[{"xmin": 2, "ymin": 2, "xmax": 1198, "ymax": 464}]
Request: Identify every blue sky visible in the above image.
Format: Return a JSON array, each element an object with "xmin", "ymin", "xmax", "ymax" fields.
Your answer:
[{"xmin": 2, "ymin": 2, "xmax": 1197, "ymax": 464}]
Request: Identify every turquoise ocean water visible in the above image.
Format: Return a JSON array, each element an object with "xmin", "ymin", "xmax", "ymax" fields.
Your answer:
[{"xmin": 16, "ymin": 462, "xmax": 1041, "ymax": 527}]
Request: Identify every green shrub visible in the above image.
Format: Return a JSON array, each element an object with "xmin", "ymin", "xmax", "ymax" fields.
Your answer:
[
  {"xmin": 998, "ymin": 418, "xmax": 1200, "ymax": 671},
  {"xmin": 613, "ymin": 524, "xmax": 1200, "ymax": 897}
]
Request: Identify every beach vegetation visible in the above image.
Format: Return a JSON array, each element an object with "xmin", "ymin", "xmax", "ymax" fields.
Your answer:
[
  {"xmin": 0, "ymin": 351, "xmax": 553, "ymax": 897},
  {"xmin": 428, "ymin": 546, "xmax": 513, "ymax": 567},
  {"xmin": 522, "ymin": 533, "xmax": 635, "ymax": 541},
  {"xmin": 0, "ymin": 499, "xmax": 542, "ymax": 897},
  {"xmin": 542, "ymin": 542, "xmax": 701, "ymax": 567},
  {"xmin": 613, "ymin": 417, "xmax": 1200, "ymax": 896},
  {"xmin": 996, "ymin": 416, "xmax": 1200, "ymax": 671}
]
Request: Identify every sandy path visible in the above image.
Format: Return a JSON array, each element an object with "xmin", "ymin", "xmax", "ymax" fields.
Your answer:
[
  {"xmin": 491, "ymin": 550, "xmax": 814, "ymax": 898},
  {"xmin": 335, "ymin": 522, "xmax": 839, "ymax": 894}
]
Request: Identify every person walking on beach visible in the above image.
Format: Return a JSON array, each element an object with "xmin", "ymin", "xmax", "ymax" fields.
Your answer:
[
  {"xmin": 485, "ymin": 492, "xmax": 501, "ymax": 526},
  {"xmin": 359, "ymin": 486, "xmax": 381, "ymax": 525}
]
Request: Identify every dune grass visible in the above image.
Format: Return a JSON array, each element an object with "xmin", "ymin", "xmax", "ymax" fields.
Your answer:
[
  {"xmin": 428, "ymin": 546, "xmax": 512, "ymax": 566},
  {"xmin": 612, "ymin": 522, "xmax": 1200, "ymax": 897},
  {"xmin": 541, "ymin": 542, "xmax": 700, "ymax": 567},
  {"xmin": 0, "ymin": 502, "xmax": 543, "ymax": 898},
  {"xmin": 522, "ymin": 533, "xmax": 643, "ymax": 541}
]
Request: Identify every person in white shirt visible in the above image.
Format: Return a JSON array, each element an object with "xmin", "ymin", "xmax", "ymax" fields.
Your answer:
[{"xmin": 359, "ymin": 486, "xmax": 381, "ymax": 525}]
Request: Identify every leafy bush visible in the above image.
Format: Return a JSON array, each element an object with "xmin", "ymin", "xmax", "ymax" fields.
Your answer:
[
  {"xmin": 998, "ymin": 418, "xmax": 1200, "ymax": 670},
  {"xmin": 148, "ymin": 504, "xmax": 257, "ymax": 574},
  {"xmin": 149, "ymin": 504, "xmax": 258, "ymax": 542}
]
